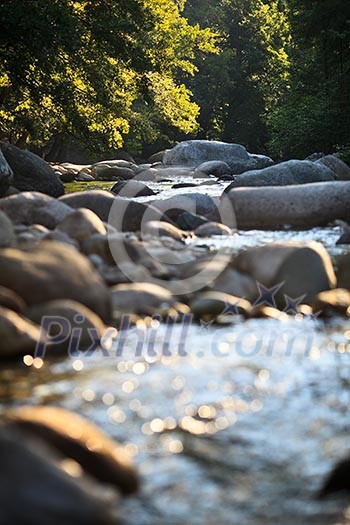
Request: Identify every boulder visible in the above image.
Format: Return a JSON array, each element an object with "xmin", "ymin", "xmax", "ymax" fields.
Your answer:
[
  {"xmin": 210, "ymin": 266, "xmax": 258, "ymax": 302},
  {"xmin": 0, "ymin": 286, "xmax": 26, "ymax": 313},
  {"xmin": 0, "ymin": 142, "xmax": 64, "ymax": 197},
  {"xmin": 109, "ymin": 199, "xmax": 171, "ymax": 232},
  {"xmin": 235, "ymin": 242, "xmax": 336, "ymax": 307},
  {"xmin": 190, "ymin": 291, "xmax": 251, "ymax": 318},
  {"xmin": 0, "ymin": 149, "xmax": 14, "ymax": 196},
  {"xmin": 312, "ymin": 289, "xmax": 350, "ymax": 317},
  {"xmin": 163, "ymin": 140, "xmax": 256, "ymax": 174},
  {"xmin": 111, "ymin": 180, "xmax": 156, "ymax": 198},
  {"xmin": 0, "ymin": 211, "xmax": 15, "ymax": 247},
  {"xmin": 57, "ymin": 208, "xmax": 107, "ymax": 242},
  {"xmin": 195, "ymin": 222, "xmax": 233, "ymax": 237},
  {"xmin": 194, "ymin": 161, "xmax": 232, "ymax": 177},
  {"xmin": 336, "ymin": 254, "xmax": 350, "ymax": 290},
  {"xmin": 0, "ymin": 242, "xmax": 112, "ymax": 321},
  {"xmin": 249, "ymin": 153, "xmax": 274, "ymax": 170},
  {"xmin": 143, "ymin": 220, "xmax": 189, "ymax": 242},
  {"xmin": 316, "ymin": 155, "xmax": 350, "ymax": 181},
  {"xmin": 222, "ymin": 181, "xmax": 350, "ymax": 229},
  {"xmin": 93, "ymin": 165, "xmax": 135, "ymax": 180},
  {"xmin": 111, "ymin": 282, "xmax": 175, "ymax": 316},
  {"xmin": 148, "ymin": 150, "xmax": 168, "ymax": 163},
  {"xmin": 152, "ymin": 193, "xmax": 221, "ymax": 222},
  {"xmin": 225, "ymin": 160, "xmax": 335, "ymax": 190},
  {"xmin": 59, "ymin": 190, "xmax": 116, "ymax": 222},
  {"xmin": 3, "ymin": 405, "xmax": 139, "ymax": 494},
  {"xmin": 0, "ymin": 306, "xmax": 45, "ymax": 359},
  {"xmin": 0, "ymin": 192, "xmax": 73, "ymax": 229}
]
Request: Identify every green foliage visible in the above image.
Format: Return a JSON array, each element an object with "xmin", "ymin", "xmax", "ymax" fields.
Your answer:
[{"xmin": 0, "ymin": 0, "xmax": 217, "ymax": 153}]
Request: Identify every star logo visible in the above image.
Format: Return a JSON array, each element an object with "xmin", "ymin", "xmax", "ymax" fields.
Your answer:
[
  {"xmin": 221, "ymin": 299, "xmax": 246, "ymax": 316},
  {"xmin": 199, "ymin": 319, "xmax": 214, "ymax": 332},
  {"xmin": 253, "ymin": 281, "xmax": 285, "ymax": 309},
  {"xmin": 283, "ymin": 294, "xmax": 306, "ymax": 314}
]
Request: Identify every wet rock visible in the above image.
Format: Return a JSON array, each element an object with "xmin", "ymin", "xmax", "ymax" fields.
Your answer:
[
  {"xmin": 0, "ymin": 286, "xmax": 26, "ymax": 313},
  {"xmin": 316, "ymin": 155, "xmax": 350, "ymax": 181},
  {"xmin": 195, "ymin": 222, "xmax": 233, "ymax": 237},
  {"xmin": 336, "ymin": 228, "xmax": 350, "ymax": 244},
  {"xmin": 152, "ymin": 193, "xmax": 220, "ymax": 222},
  {"xmin": 190, "ymin": 291, "xmax": 251, "ymax": 318},
  {"xmin": 0, "ymin": 148, "xmax": 14, "ymax": 196},
  {"xmin": 172, "ymin": 182, "xmax": 197, "ymax": 189},
  {"xmin": 235, "ymin": 242, "xmax": 336, "ymax": 307},
  {"xmin": 0, "ymin": 192, "xmax": 73, "ymax": 229},
  {"xmin": 0, "ymin": 306, "xmax": 45, "ymax": 358},
  {"xmin": 319, "ymin": 458, "xmax": 350, "ymax": 497},
  {"xmin": 3, "ymin": 405, "xmax": 139, "ymax": 494},
  {"xmin": 222, "ymin": 181, "xmax": 350, "ymax": 229},
  {"xmin": 111, "ymin": 180, "xmax": 156, "ymax": 198},
  {"xmin": 176, "ymin": 210, "xmax": 209, "ymax": 230},
  {"xmin": 312, "ymin": 289, "xmax": 350, "ymax": 317},
  {"xmin": 25, "ymin": 300, "xmax": 106, "ymax": 351},
  {"xmin": 225, "ymin": 160, "xmax": 335, "ymax": 190},
  {"xmin": 0, "ymin": 210, "xmax": 15, "ymax": 247},
  {"xmin": 111, "ymin": 283, "xmax": 175, "ymax": 316},
  {"xmin": 0, "ymin": 142, "xmax": 64, "ymax": 197},
  {"xmin": 57, "ymin": 208, "xmax": 107, "ymax": 242},
  {"xmin": 0, "ymin": 242, "xmax": 112, "ymax": 322},
  {"xmin": 194, "ymin": 160, "xmax": 232, "ymax": 177},
  {"xmin": 143, "ymin": 220, "xmax": 189, "ymax": 242},
  {"xmin": 59, "ymin": 190, "xmax": 116, "ymax": 222},
  {"xmin": 163, "ymin": 140, "xmax": 256, "ymax": 174},
  {"xmin": 0, "ymin": 428, "xmax": 115, "ymax": 525},
  {"xmin": 109, "ymin": 199, "xmax": 171, "ymax": 232}
]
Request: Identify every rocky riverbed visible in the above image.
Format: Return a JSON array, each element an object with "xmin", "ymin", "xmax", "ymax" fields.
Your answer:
[{"xmin": 0, "ymin": 139, "xmax": 350, "ymax": 524}]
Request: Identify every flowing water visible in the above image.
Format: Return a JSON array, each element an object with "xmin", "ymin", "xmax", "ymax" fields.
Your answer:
[{"xmin": 1, "ymin": 180, "xmax": 350, "ymax": 524}]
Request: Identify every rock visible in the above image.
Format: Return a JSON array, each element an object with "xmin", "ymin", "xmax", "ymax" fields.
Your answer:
[
  {"xmin": 59, "ymin": 190, "xmax": 116, "ymax": 222},
  {"xmin": 316, "ymin": 155, "xmax": 350, "ymax": 181},
  {"xmin": 148, "ymin": 150, "xmax": 168, "ymax": 163},
  {"xmin": 0, "ymin": 306, "xmax": 45, "ymax": 359},
  {"xmin": 111, "ymin": 180, "xmax": 156, "ymax": 198},
  {"xmin": 57, "ymin": 208, "xmax": 107, "ymax": 242},
  {"xmin": 249, "ymin": 153, "xmax": 274, "ymax": 170},
  {"xmin": 76, "ymin": 171, "xmax": 95, "ymax": 181},
  {"xmin": 210, "ymin": 266, "xmax": 258, "ymax": 302},
  {"xmin": 93, "ymin": 165, "xmax": 135, "ymax": 180},
  {"xmin": 143, "ymin": 220, "xmax": 189, "ymax": 242},
  {"xmin": 312, "ymin": 289, "xmax": 350, "ymax": 317},
  {"xmin": 0, "ymin": 242, "xmax": 112, "ymax": 321},
  {"xmin": 163, "ymin": 140, "xmax": 256, "ymax": 174},
  {"xmin": 0, "ymin": 287, "xmax": 26, "ymax": 313},
  {"xmin": 190, "ymin": 291, "xmax": 251, "ymax": 318},
  {"xmin": 225, "ymin": 160, "xmax": 335, "ymax": 190},
  {"xmin": 305, "ymin": 152, "xmax": 325, "ymax": 161},
  {"xmin": 25, "ymin": 300, "xmax": 106, "ymax": 351},
  {"xmin": 0, "ymin": 192, "xmax": 73, "ymax": 229},
  {"xmin": 319, "ymin": 458, "xmax": 350, "ymax": 497},
  {"xmin": 172, "ymin": 183, "xmax": 197, "ymax": 189},
  {"xmin": 0, "ymin": 428, "xmax": 115, "ymax": 525},
  {"xmin": 0, "ymin": 148, "xmax": 14, "ymax": 195},
  {"xmin": 3, "ymin": 405, "xmax": 139, "ymax": 494},
  {"xmin": 43, "ymin": 230, "xmax": 79, "ymax": 248},
  {"xmin": 222, "ymin": 181, "xmax": 350, "ymax": 229},
  {"xmin": 246, "ymin": 306, "xmax": 289, "ymax": 321},
  {"xmin": 132, "ymin": 169, "xmax": 157, "ymax": 182},
  {"xmin": 235, "ymin": 242, "xmax": 336, "ymax": 307},
  {"xmin": 336, "ymin": 254, "xmax": 350, "ymax": 290},
  {"xmin": 195, "ymin": 222, "xmax": 233, "ymax": 237},
  {"xmin": 0, "ymin": 142, "xmax": 64, "ymax": 197},
  {"xmin": 152, "ymin": 193, "xmax": 220, "ymax": 222},
  {"xmin": 109, "ymin": 198, "xmax": 172, "ymax": 232},
  {"xmin": 111, "ymin": 283, "xmax": 175, "ymax": 316},
  {"xmin": 336, "ymin": 229, "xmax": 350, "ymax": 245},
  {"xmin": 176, "ymin": 211, "xmax": 209, "ymax": 230},
  {"xmin": 194, "ymin": 160, "xmax": 232, "ymax": 177},
  {"xmin": 0, "ymin": 211, "xmax": 15, "ymax": 247}
]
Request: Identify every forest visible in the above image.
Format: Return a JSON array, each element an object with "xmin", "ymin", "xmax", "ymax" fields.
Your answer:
[{"xmin": 1, "ymin": 0, "xmax": 350, "ymax": 161}]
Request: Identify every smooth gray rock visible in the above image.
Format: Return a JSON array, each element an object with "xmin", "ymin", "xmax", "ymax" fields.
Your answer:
[
  {"xmin": 194, "ymin": 160, "xmax": 232, "ymax": 177},
  {"xmin": 225, "ymin": 160, "xmax": 335, "ymax": 190},
  {"xmin": 111, "ymin": 180, "xmax": 156, "ymax": 198},
  {"xmin": 0, "ymin": 192, "xmax": 73, "ymax": 229},
  {"xmin": 222, "ymin": 181, "xmax": 350, "ymax": 229},
  {"xmin": 59, "ymin": 190, "xmax": 116, "ymax": 222},
  {"xmin": 0, "ymin": 142, "xmax": 64, "ymax": 197},
  {"xmin": 316, "ymin": 155, "xmax": 350, "ymax": 181},
  {"xmin": 152, "ymin": 193, "xmax": 220, "ymax": 222}
]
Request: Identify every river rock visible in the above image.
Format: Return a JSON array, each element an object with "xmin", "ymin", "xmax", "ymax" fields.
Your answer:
[
  {"xmin": 164, "ymin": 140, "xmax": 257, "ymax": 174},
  {"xmin": 25, "ymin": 300, "xmax": 106, "ymax": 351},
  {"xmin": 335, "ymin": 254, "xmax": 350, "ymax": 290},
  {"xmin": 0, "ymin": 142, "xmax": 64, "ymax": 197},
  {"xmin": 148, "ymin": 150, "xmax": 168, "ymax": 163},
  {"xmin": 0, "ymin": 192, "xmax": 73, "ymax": 229},
  {"xmin": 152, "ymin": 193, "xmax": 220, "ymax": 222},
  {"xmin": 316, "ymin": 155, "xmax": 350, "ymax": 181},
  {"xmin": 0, "ymin": 211, "xmax": 15, "ymax": 247},
  {"xmin": 59, "ymin": 190, "xmax": 116, "ymax": 222},
  {"xmin": 194, "ymin": 161, "xmax": 232, "ymax": 177},
  {"xmin": 210, "ymin": 266, "xmax": 258, "ymax": 302},
  {"xmin": 0, "ymin": 242, "xmax": 112, "ymax": 321},
  {"xmin": 94, "ymin": 165, "xmax": 135, "ymax": 180},
  {"xmin": 190, "ymin": 291, "xmax": 251, "ymax": 318},
  {"xmin": 319, "ymin": 458, "xmax": 350, "ymax": 497},
  {"xmin": 235, "ymin": 242, "xmax": 336, "ymax": 307},
  {"xmin": 225, "ymin": 160, "xmax": 335, "ymax": 190},
  {"xmin": 0, "ymin": 148, "xmax": 14, "ymax": 196},
  {"xmin": 176, "ymin": 211, "xmax": 209, "ymax": 230},
  {"xmin": 0, "ymin": 287, "xmax": 26, "ymax": 313},
  {"xmin": 57, "ymin": 208, "xmax": 107, "ymax": 242},
  {"xmin": 222, "ymin": 181, "xmax": 350, "ymax": 229},
  {"xmin": 0, "ymin": 306, "xmax": 45, "ymax": 359},
  {"xmin": 3, "ymin": 405, "xmax": 139, "ymax": 494},
  {"xmin": 249, "ymin": 153, "xmax": 274, "ymax": 169},
  {"xmin": 143, "ymin": 220, "xmax": 189, "ymax": 242},
  {"xmin": 312, "ymin": 289, "xmax": 350, "ymax": 317},
  {"xmin": 195, "ymin": 221, "xmax": 233, "ymax": 237},
  {"xmin": 111, "ymin": 283, "xmax": 175, "ymax": 316},
  {"xmin": 0, "ymin": 428, "xmax": 115, "ymax": 525},
  {"xmin": 111, "ymin": 180, "xmax": 156, "ymax": 197}
]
